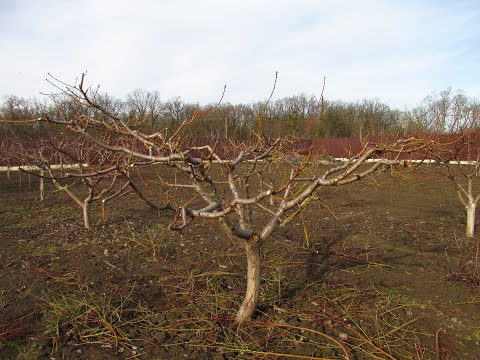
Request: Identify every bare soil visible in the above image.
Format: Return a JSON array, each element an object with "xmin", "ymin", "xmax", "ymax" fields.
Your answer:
[{"xmin": 1, "ymin": 165, "xmax": 480, "ymax": 359}]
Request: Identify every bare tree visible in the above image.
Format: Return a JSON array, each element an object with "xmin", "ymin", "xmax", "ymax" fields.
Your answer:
[
  {"xmin": 160, "ymin": 97, "xmax": 197, "ymax": 134},
  {"xmin": 125, "ymin": 89, "xmax": 162, "ymax": 129},
  {"xmin": 431, "ymin": 131, "xmax": 480, "ymax": 238},
  {"xmin": 421, "ymin": 91, "xmax": 480, "ymax": 237},
  {"xmin": 36, "ymin": 73, "xmax": 433, "ymax": 323},
  {"xmin": 0, "ymin": 95, "xmax": 56, "ymax": 138},
  {"xmin": 18, "ymin": 135, "xmax": 124, "ymax": 229},
  {"xmin": 409, "ymin": 88, "xmax": 478, "ymax": 135}
]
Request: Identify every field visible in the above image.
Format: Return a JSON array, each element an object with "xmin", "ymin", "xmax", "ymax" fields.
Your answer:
[{"xmin": 1, "ymin": 164, "xmax": 480, "ymax": 359}]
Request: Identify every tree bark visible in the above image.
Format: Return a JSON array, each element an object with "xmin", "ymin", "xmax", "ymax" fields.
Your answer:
[
  {"xmin": 235, "ymin": 240, "xmax": 261, "ymax": 323},
  {"xmin": 82, "ymin": 201, "xmax": 91, "ymax": 229},
  {"xmin": 39, "ymin": 169, "xmax": 45, "ymax": 201},
  {"xmin": 466, "ymin": 202, "xmax": 476, "ymax": 238}
]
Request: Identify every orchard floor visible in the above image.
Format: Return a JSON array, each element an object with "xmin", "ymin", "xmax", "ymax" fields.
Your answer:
[{"xmin": 1, "ymin": 165, "xmax": 480, "ymax": 359}]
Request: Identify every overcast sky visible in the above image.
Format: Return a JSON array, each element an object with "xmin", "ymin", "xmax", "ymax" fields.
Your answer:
[{"xmin": 1, "ymin": 0, "xmax": 479, "ymax": 109}]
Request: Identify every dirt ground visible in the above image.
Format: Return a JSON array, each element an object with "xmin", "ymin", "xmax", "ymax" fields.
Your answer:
[{"xmin": 1, "ymin": 164, "xmax": 480, "ymax": 359}]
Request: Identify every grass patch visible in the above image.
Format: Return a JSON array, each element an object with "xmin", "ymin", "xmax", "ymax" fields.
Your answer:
[
  {"xmin": 42, "ymin": 290, "xmax": 139, "ymax": 354},
  {"xmin": 21, "ymin": 243, "xmax": 60, "ymax": 257}
]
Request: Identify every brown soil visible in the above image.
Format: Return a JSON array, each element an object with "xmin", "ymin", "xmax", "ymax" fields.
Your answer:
[{"xmin": 1, "ymin": 165, "xmax": 480, "ymax": 359}]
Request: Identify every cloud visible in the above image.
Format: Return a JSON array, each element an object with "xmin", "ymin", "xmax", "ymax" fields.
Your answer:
[{"xmin": 1, "ymin": 0, "xmax": 479, "ymax": 108}]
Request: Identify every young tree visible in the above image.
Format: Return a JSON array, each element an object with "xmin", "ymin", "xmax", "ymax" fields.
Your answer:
[
  {"xmin": 18, "ymin": 135, "xmax": 125, "ymax": 229},
  {"xmin": 449, "ymin": 156, "xmax": 480, "ymax": 238},
  {"xmin": 432, "ymin": 131, "xmax": 480, "ymax": 238},
  {"xmin": 37, "ymin": 73, "xmax": 433, "ymax": 323},
  {"xmin": 424, "ymin": 92, "xmax": 480, "ymax": 237}
]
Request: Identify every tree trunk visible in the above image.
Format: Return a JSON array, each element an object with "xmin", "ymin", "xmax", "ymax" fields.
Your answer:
[
  {"xmin": 39, "ymin": 169, "xmax": 45, "ymax": 201},
  {"xmin": 235, "ymin": 240, "xmax": 261, "ymax": 323},
  {"xmin": 466, "ymin": 202, "xmax": 476, "ymax": 238},
  {"xmin": 82, "ymin": 202, "xmax": 91, "ymax": 229},
  {"xmin": 224, "ymin": 116, "xmax": 228, "ymax": 139}
]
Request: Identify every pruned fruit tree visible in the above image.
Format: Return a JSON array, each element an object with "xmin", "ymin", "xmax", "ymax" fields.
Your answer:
[{"xmin": 28, "ymin": 74, "xmax": 435, "ymax": 323}]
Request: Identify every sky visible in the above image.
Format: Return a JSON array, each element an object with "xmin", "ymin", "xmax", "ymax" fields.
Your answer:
[{"xmin": 0, "ymin": 0, "xmax": 479, "ymax": 110}]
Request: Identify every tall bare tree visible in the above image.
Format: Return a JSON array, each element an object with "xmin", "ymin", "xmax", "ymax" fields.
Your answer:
[{"xmin": 125, "ymin": 89, "xmax": 162, "ymax": 129}]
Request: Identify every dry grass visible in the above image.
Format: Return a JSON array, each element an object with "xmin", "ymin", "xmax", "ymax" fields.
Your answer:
[{"xmin": 38, "ymin": 236, "xmax": 445, "ymax": 359}]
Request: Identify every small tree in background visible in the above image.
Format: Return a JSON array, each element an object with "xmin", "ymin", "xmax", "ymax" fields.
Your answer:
[
  {"xmin": 422, "ymin": 90, "xmax": 480, "ymax": 237},
  {"xmin": 432, "ymin": 132, "xmax": 480, "ymax": 238},
  {"xmin": 17, "ymin": 136, "xmax": 125, "ymax": 229}
]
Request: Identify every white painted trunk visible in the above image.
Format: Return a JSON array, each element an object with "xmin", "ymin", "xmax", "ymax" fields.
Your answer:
[
  {"xmin": 235, "ymin": 241, "xmax": 261, "ymax": 323},
  {"xmin": 466, "ymin": 202, "xmax": 476, "ymax": 238}
]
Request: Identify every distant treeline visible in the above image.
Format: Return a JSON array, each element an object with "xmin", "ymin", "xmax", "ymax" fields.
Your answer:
[{"xmin": 1, "ymin": 87, "xmax": 478, "ymax": 139}]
